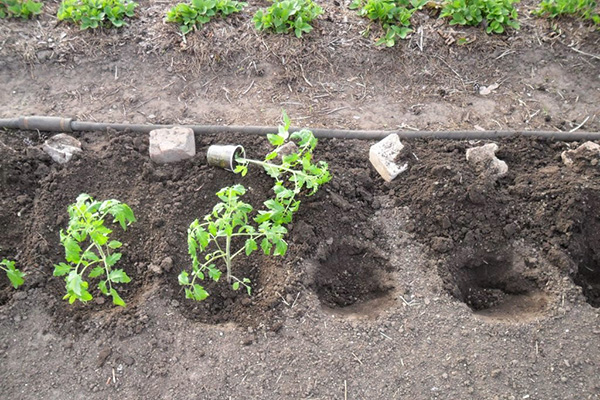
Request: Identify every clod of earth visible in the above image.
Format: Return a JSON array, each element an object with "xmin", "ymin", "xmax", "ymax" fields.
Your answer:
[
  {"xmin": 369, "ymin": 133, "xmax": 408, "ymax": 182},
  {"xmin": 149, "ymin": 126, "xmax": 195, "ymax": 164},
  {"xmin": 465, "ymin": 142, "xmax": 508, "ymax": 178},
  {"xmin": 561, "ymin": 141, "xmax": 600, "ymax": 168},
  {"xmin": 42, "ymin": 133, "xmax": 82, "ymax": 164}
]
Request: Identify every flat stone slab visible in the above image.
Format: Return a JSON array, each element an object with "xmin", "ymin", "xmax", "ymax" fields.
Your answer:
[
  {"xmin": 466, "ymin": 143, "xmax": 508, "ymax": 178},
  {"xmin": 149, "ymin": 127, "xmax": 195, "ymax": 164},
  {"xmin": 369, "ymin": 134, "xmax": 408, "ymax": 182},
  {"xmin": 42, "ymin": 134, "xmax": 82, "ymax": 164}
]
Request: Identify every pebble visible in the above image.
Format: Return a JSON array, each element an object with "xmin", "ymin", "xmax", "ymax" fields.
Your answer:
[{"xmin": 171, "ymin": 300, "xmax": 180, "ymax": 307}]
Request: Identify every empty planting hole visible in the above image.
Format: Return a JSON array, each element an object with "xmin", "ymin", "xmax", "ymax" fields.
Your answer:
[
  {"xmin": 570, "ymin": 190, "xmax": 600, "ymax": 307},
  {"xmin": 449, "ymin": 250, "xmax": 548, "ymax": 320},
  {"xmin": 315, "ymin": 245, "xmax": 393, "ymax": 310}
]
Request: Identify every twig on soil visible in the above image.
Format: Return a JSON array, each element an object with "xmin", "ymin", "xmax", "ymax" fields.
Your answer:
[
  {"xmin": 344, "ymin": 380, "xmax": 347, "ymax": 400},
  {"xmin": 433, "ymin": 55, "xmax": 466, "ymax": 90},
  {"xmin": 241, "ymin": 80, "xmax": 255, "ymax": 97},
  {"xmin": 351, "ymin": 352, "xmax": 363, "ymax": 365},
  {"xmin": 0, "ymin": 140, "xmax": 17, "ymax": 153},
  {"xmin": 568, "ymin": 46, "xmax": 600, "ymax": 61},
  {"xmin": 112, "ymin": 368, "xmax": 116, "ymax": 384},
  {"xmin": 275, "ymin": 371, "xmax": 283, "ymax": 385},
  {"xmin": 321, "ymin": 106, "xmax": 351, "ymax": 115},
  {"xmin": 380, "ymin": 331, "xmax": 392, "ymax": 340},
  {"xmin": 495, "ymin": 49, "xmax": 515, "ymax": 60},
  {"xmin": 569, "ymin": 116, "xmax": 589, "ymax": 133},
  {"xmin": 291, "ymin": 292, "xmax": 300, "ymax": 308},
  {"xmin": 399, "ymin": 296, "xmax": 417, "ymax": 306},
  {"xmin": 417, "ymin": 26, "xmax": 424, "ymax": 52},
  {"xmin": 222, "ymin": 87, "xmax": 231, "ymax": 103},
  {"xmin": 278, "ymin": 293, "xmax": 290, "ymax": 306}
]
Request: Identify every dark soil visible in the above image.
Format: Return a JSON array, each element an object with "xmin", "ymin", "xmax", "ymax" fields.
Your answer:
[{"xmin": 2, "ymin": 1, "xmax": 600, "ymax": 398}]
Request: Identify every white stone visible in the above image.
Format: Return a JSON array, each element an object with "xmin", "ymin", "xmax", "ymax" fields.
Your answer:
[
  {"xmin": 42, "ymin": 134, "xmax": 82, "ymax": 164},
  {"xmin": 369, "ymin": 134, "xmax": 408, "ymax": 182},
  {"xmin": 466, "ymin": 143, "xmax": 508, "ymax": 178},
  {"xmin": 149, "ymin": 127, "xmax": 195, "ymax": 164},
  {"xmin": 561, "ymin": 141, "xmax": 600, "ymax": 167}
]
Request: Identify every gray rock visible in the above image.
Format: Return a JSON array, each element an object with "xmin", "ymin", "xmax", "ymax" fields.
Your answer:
[
  {"xmin": 369, "ymin": 134, "xmax": 408, "ymax": 182},
  {"xmin": 465, "ymin": 143, "xmax": 508, "ymax": 178},
  {"xmin": 149, "ymin": 127, "xmax": 195, "ymax": 164},
  {"xmin": 42, "ymin": 134, "xmax": 82, "ymax": 164}
]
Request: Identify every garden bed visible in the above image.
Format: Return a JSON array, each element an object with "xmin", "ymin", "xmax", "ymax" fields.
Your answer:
[{"xmin": 1, "ymin": 0, "xmax": 600, "ymax": 398}]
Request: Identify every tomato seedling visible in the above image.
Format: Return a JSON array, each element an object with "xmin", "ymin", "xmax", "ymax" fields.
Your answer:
[
  {"xmin": 54, "ymin": 194, "xmax": 136, "ymax": 306},
  {"xmin": 179, "ymin": 112, "xmax": 331, "ymax": 300},
  {"xmin": 0, "ymin": 259, "xmax": 25, "ymax": 289}
]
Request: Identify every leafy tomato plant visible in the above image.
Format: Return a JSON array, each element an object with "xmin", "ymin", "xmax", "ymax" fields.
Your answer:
[
  {"xmin": 350, "ymin": 0, "xmax": 427, "ymax": 46},
  {"xmin": 179, "ymin": 112, "xmax": 331, "ymax": 301},
  {"xmin": 440, "ymin": 0, "xmax": 520, "ymax": 34},
  {"xmin": 535, "ymin": 0, "xmax": 599, "ymax": 25},
  {"xmin": 57, "ymin": 0, "xmax": 138, "ymax": 29},
  {"xmin": 0, "ymin": 259, "xmax": 25, "ymax": 289},
  {"xmin": 53, "ymin": 194, "xmax": 136, "ymax": 306},
  {"xmin": 166, "ymin": 0, "xmax": 247, "ymax": 35},
  {"xmin": 253, "ymin": 0, "xmax": 324, "ymax": 37},
  {"xmin": 0, "ymin": 0, "xmax": 43, "ymax": 19}
]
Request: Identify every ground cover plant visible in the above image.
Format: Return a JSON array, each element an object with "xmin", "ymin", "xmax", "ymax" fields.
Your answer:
[
  {"xmin": 350, "ymin": 0, "xmax": 427, "ymax": 46},
  {"xmin": 440, "ymin": 0, "xmax": 520, "ymax": 33},
  {"xmin": 179, "ymin": 114, "xmax": 331, "ymax": 300},
  {"xmin": 0, "ymin": 0, "xmax": 42, "ymax": 19},
  {"xmin": 53, "ymin": 194, "xmax": 136, "ymax": 306},
  {"xmin": 166, "ymin": 0, "xmax": 247, "ymax": 35},
  {"xmin": 536, "ymin": 0, "xmax": 600, "ymax": 25},
  {"xmin": 57, "ymin": 0, "xmax": 138, "ymax": 29},
  {"xmin": 0, "ymin": 259, "xmax": 25, "ymax": 289},
  {"xmin": 253, "ymin": 0, "xmax": 324, "ymax": 37}
]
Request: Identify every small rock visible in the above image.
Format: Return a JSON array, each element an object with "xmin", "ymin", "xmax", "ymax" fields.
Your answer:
[
  {"xmin": 561, "ymin": 141, "xmax": 600, "ymax": 167},
  {"xmin": 16, "ymin": 195, "xmax": 31, "ymax": 205},
  {"xmin": 43, "ymin": 134, "xmax": 82, "ymax": 164},
  {"xmin": 491, "ymin": 369, "xmax": 501, "ymax": 378},
  {"xmin": 431, "ymin": 237, "xmax": 453, "ymax": 253},
  {"xmin": 96, "ymin": 347, "xmax": 112, "ymax": 368},
  {"xmin": 241, "ymin": 335, "xmax": 255, "ymax": 346},
  {"xmin": 241, "ymin": 297, "xmax": 251, "ymax": 306},
  {"xmin": 465, "ymin": 143, "xmax": 508, "ymax": 178},
  {"xmin": 160, "ymin": 257, "xmax": 173, "ymax": 272},
  {"xmin": 122, "ymin": 355, "xmax": 135, "ymax": 366},
  {"xmin": 149, "ymin": 127, "xmax": 195, "ymax": 164},
  {"xmin": 148, "ymin": 263, "xmax": 162, "ymax": 275},
  {"xmin": 329, "ymin": 192, "xmax": 352, "ymax": 211},
  {"xmin": 369, "ymin": 134, "xmax": 409, "ymax": 182},
  {"xmin": 94, "ymin": 296, "xmax": 105, "ymax": 305},
  {"xmin": 171, "ymin": 300, "xmax": 180, "ymax": 307},
  {"xmin": 13, "ymin": 292, "xmax": 27, "ymax": 301}
]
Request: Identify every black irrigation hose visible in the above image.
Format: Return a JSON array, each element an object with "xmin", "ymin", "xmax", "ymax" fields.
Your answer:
[{"xmin": 1, "ymin": 115, "xmax": 600, "ymax": 141}]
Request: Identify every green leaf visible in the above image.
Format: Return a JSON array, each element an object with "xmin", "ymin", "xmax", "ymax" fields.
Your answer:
[
  {"xmin": 106, "ymin": 253, "xmax": 122, "ymax": 267},
  {"xmin": 232, "ymin": 281, "xmax": 240, "ymax": 290},
  {"xmin": 108, "ymin": 240, "xmax": 122, "ymax": 249},
  {"xmin": 53, "ymin": 262, "xmax": 72, "ymax": 277},
  {"xmin": 89, "ymin": 266, "xmax": 105, "ymax": 278},
  {"xmin": 245, "ymin": 238, "xmax": 258, "ymax": 255},
  {"xmin": 267, "ymin": 133, "xmax": 285, "ymax": 146},
  {"xmin": 63, "ymin": 236, "xmax": 82, "ymax": 263},
  {"xmin": 192, "ymin": 284, "xmax": 209, "ymax": 300},
  {"xmin": 108, "ymin": 269, "xmax": 131, "ymax": 283},
  {"xmin": 6, "ymin": 266, "xmax": 25, "ymax": 289},
  {"xmin": 110, "ymin": 288, "xmax": 126, "ymax": 307},
  {"xmin": 178, "ymin": 270, "xmax": 190, "ymax": 285}
]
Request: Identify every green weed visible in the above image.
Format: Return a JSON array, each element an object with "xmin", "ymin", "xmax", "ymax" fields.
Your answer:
[
  {"xmin": 57, "ymin": 0, "xmax": 138, "ymax": 29},
  {"xmin": 440, "ymin": 0, "xmax": 520, "ymax": 33},
  {"xmin": 0, "ymin": 0, "xmax": 43, "ymax": 19}
]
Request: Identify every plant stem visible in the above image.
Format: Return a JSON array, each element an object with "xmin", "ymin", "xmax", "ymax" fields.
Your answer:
[{"xmin": 225, "ymin": 234, "xmax": 232, "ymax": 283}]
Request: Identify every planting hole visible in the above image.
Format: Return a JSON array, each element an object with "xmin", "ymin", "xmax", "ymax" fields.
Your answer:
[
  {"xmin": 447, "ymin": 249, "xmax": 549, "ymax": 321},
  {"xmin": 314, "ymin": 245, "xmax": 394, "ymax": 314},
  {"xmin": 569, "ymin": 190, "xmax": 600, "ymax": 307}
]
